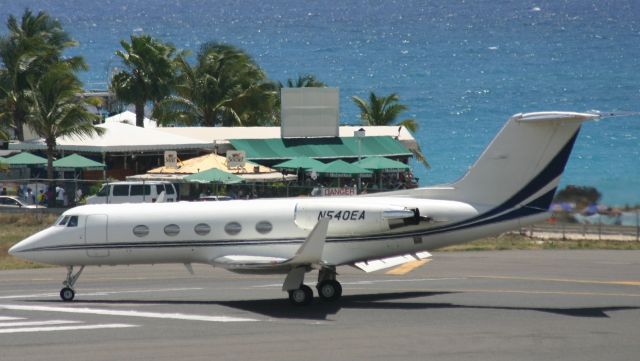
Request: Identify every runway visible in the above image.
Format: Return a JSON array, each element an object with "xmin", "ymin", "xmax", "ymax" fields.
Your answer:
[{"xmin": 1, "ymin": 250, "xmax": 639, "ymax": 361}]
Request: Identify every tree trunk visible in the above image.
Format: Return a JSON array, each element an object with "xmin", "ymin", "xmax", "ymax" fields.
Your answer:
[
  {"xmin": 13, "ymin": 108, "xmax": 25, "ymax": 141},
  {"xmin": 135, "ymin": 101, "xmax": 145, "ymax": 127},
  {"xmin": 46, "ymin": 139, "xmax": 56, "ymax": 201}
]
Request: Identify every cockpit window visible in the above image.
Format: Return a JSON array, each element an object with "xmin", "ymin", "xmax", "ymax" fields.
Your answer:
[
  {"xmin": 57, "ymin": 216, "xmax": 70, "ymax": 226},
  {"xmin": 67, "ymin": 216, "xmax": 78, "ymax": 227}
]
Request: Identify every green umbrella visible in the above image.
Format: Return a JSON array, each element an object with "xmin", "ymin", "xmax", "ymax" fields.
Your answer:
[
  {"xmin": 4, "ymin": 152, "xmax": 47, "ymax": 168},
  {"xmin": 315, "ymin": 160, "xmax": 372, "ymax": 177},
  {"xmin": 184, "ymin": 168, "xmax": 244, "ymax": 184},
  {"xmin": 273, "ymin": 157, "xmax": 325, "ymax": 171},
  {"xmin": 353, "ymin": 156, "xmax": 410, "ymax": 171},
  {"xmin": 53, "ymin": 153, "xmax": 106, "ymax": 171}
]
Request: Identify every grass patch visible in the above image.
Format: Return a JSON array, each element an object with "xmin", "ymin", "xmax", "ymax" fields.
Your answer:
[
  {"xmin": 439, "ymin": 233, "xmax": 640, "ymax": 252},
  {"xmin": 0, "ymin": 213, "xmax": 58, "ymax": 270}
]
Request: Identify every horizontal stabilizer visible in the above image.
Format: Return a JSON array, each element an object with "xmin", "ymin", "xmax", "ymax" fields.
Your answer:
[{"xmin": 353, "ymin": 251, "xmax": 432, "ymax": 273}]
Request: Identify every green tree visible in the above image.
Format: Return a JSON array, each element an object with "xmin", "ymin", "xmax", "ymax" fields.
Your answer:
[
  {"xmin": 0, "ymin": 9, "xmax": 85, "ymax": 140},
  {"xmin": 25, "ymin": 63, "xmax": 103, "ymax": 183},
  {"xmin": 111, "ymin": 34, "xmax": 178, "ymax": 127},
  {"xmin": 282, "ymin": 74, "xmax": 326, "ymax": 88},
  {"xmin": 153, "ymin": 42, "xmax": 277, "ymax": 127},
  {"xmin": 352, "ymin": 91, "xmax": 429, "ymax": 168}
]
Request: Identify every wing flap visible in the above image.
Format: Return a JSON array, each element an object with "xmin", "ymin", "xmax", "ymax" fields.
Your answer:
[{"xmin": 353, "ymin": 251, "xmax": 432, "ymax": 273}]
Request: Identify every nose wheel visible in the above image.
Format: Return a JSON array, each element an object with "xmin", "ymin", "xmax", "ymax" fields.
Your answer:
[{"xmin": 60, "ymin": 287, "xmax": 75, "ymax": 302}]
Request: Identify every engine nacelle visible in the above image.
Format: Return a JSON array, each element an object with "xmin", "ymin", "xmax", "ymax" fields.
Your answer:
[{"xmin": 294, "ymin": 202, "xmax": 413, "ymax": 235}]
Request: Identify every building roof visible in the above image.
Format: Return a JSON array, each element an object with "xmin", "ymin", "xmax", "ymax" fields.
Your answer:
[
  {"xmin": 104, "ymin": 111, "xmax": 158, "ymax": 128},
  {"xmin": 9, "ymin": 122, "xmax": 213, "ymax": 153},
  {"xmin": 156, "ymin": 125, "xmax": 418, "ymax": 151},
  {"xmin": 230, "ymin": 136, "xmax": 412, "ymax": 162}
]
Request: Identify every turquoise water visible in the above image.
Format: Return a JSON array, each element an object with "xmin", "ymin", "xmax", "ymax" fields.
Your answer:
[{"xmin": 2, "ymin": 0, "xmax": 639, "ymax": 205}]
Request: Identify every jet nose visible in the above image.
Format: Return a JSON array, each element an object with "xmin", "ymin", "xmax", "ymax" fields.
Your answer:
[{"xmin": 8, "ymin": 240, "xmax": 27, "ymax": 256}]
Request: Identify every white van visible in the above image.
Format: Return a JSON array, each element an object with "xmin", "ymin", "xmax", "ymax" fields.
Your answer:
[{"xmin": 86, "ymin": 181, "xmax": 177, "ymax": 204}]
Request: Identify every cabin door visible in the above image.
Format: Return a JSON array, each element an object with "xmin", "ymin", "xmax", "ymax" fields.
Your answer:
[{"xmin": 85, "ymin": 214, "xmax": 109, "ymax": 257}]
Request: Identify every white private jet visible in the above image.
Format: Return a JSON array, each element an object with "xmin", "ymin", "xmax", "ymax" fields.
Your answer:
[{"xmin": 9, "ymin": 111, "xmax": 605, "ymax": 305}]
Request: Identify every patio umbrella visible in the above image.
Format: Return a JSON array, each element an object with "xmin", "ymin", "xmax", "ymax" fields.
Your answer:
[
  {"xmin": 315, "ymin": 160, "xmax": 372, "ymax": 177},
  {"xmin": 53, "ymin": 153, "xmax": 106, "ymax": 171},
  {"xmin": 184, "ymin": 168, "xmax": 244, "ymax": 184},
  {"xmin": 273, "ymin": 157, "xmax": 325, "ymax": 171},
  {"xmin": 4, "ymin": 152, "xmax": 47, "ymax": 168},
  {"xmin": 353, "ymin": 156, "xmax": 410, "ymax": 189},
  {"xmin": 353, "ymin": 156, "xmax": 410, "ymax": 171}
]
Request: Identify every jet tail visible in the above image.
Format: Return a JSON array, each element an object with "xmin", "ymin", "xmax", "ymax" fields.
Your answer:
[{"xmin": 383, "ymin": 112, "xmax": 600, "ymax": 212}]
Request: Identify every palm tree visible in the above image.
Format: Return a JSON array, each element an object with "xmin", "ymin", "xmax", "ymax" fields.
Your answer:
[
  {"xmin": 111, "ymin": 35, "xmax": 178, "ymax": 127},
  {"xmin": 153, "ymin": 42, "xmax": 277, "ymax": 127},
  {"xmin": 25, "ymin": 63, "xmax": 103, "ymax": 183},
  {"xmin": 0, "ymin": 9, "xmax": 85, "ymax": 140},
  {"xmin": 283, "ymin": 74, "xmax": 326, "ymax": 88},
  {"xmin": 352, "ymin": 92, "xmax": 429, "ymax": 168}
]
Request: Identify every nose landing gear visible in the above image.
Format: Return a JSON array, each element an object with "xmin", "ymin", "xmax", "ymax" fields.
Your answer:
[{"xmin": 60, "ymin": 265, "xmax": 84, "ymax": 302}]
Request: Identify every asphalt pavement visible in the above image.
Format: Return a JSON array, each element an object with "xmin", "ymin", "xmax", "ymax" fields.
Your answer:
[{"xmin": 1, "ymin": 250, "xmax": 639, "ymax": 361}]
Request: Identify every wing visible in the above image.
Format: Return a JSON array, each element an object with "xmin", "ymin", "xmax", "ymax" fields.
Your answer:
[{"xmin": 210, "ymin": 217, "xmax": 330, "ymax": 273}]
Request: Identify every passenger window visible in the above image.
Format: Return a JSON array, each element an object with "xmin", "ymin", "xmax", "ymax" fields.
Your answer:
[
  {"xmin": 224, "ymin": 222, "xmax": 242, "ymax": 235},
  {"xmin": 113, "ymin": 185, "xmax": 129, "ymax": 196},
  {"xmin": 164, "ymin": 224, "xmax": 180, "ymax": 236},
  {"xmin": 194, "ymin": 223, "xmax": 211, "ymax": 236},
  {"xmin": 165, "ymin": 185, "xmax": 175, "ymax": 195},
  {"xmin": 67, "ymin": 216, "xmax": 78, "ymax": 227},
  {"xmin": 156, "ymin": 184, "xmax": 165, "ymax": 194},
  {"xmin": 133, "ymin": 225, "xmax": 149, "ymax": 237},
  {"xmin": 96, "ymin": 185, "xmax": 109, "ymax": 197},
  {"xmin": 255, "ymin": 221, "xmax": 273, "ymax": 234}
]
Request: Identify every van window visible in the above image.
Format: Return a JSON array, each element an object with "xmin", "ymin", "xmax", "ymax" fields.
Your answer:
[
  {"xmin": 113, "ymin": 185, "xmax": 129, "ymax": 196},
  {"xmin": 130, "ymin": 185, "xmax": 151, "ymax": 196},
  {"xmin": 155, "ymin": 184, "xmax": 165, "ymax": 195},
  {"xmin": 165, "ymin": 184, "xmax": 175, "ymax": 195},
  {"xmin": 96, "ymin": 186, "xmax": 109, "ymax": 197}
]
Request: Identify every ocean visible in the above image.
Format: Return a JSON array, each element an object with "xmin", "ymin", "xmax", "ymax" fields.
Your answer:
[{"xmin": 2, "ymin": 0, "xmax": 639, "ymax": 205}]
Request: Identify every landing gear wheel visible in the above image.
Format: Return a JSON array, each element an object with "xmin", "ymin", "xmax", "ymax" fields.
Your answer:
[
  {"xmin": 60, "ymin": 287, "xmax": 75, "ymax": 302},
  {"xmin": 317, "ymin": 280, "xmax": 342, "ymax": 302},
  {"xmin": 288, "ymin": 284, "xmax": 314, "ymax": 306}
]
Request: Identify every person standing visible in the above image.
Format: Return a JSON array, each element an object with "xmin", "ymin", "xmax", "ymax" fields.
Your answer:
[{"xmin": 55, "ymin": 185, "xmax": 66, "ymax": 208}]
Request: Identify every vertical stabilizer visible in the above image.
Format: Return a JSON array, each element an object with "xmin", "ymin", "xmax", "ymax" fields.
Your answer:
[{"xmin": 450, "ymin": 112, "xmax": 599, "ymax": 209}]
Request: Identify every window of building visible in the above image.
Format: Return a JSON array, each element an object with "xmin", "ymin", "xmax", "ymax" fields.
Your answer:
[
  {"xmin": 133, "ymin": 225, "xmax": 149, "ymax": 237},
  {"xmin": 224, "ymin": 222, "xmax": 242, "ymax": 235},
  {"xmin": 164, "ymin": 224, "xmax": 180, "ymax": 237},
  {"xmin": 255, "ymin": 221, "xmax": 273, "ymax": 234},
  {"xmin": 194, "ymin": 223, "xmax": 211, "ymax": 236}
]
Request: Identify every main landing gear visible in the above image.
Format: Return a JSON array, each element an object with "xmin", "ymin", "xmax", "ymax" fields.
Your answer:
[
  {"xmin": 60, "ymin": 266, "xmax": 84, "ymax": 302},
  {"xmin": 287, "ymin": 266, "xmax": 343, "ymax": 306}
]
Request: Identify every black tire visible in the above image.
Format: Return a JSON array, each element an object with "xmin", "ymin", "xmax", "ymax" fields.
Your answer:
[
  {"xmin": 317, "ymin": 280, "xmax": 342, "ymax": 302},
  {"xmin": 288, "ymin": 284, "xmax": 313, "ymax": 306},
  {"xmin": 60, "ymin": 287, "xmax": 75, "ymax": 302}
]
